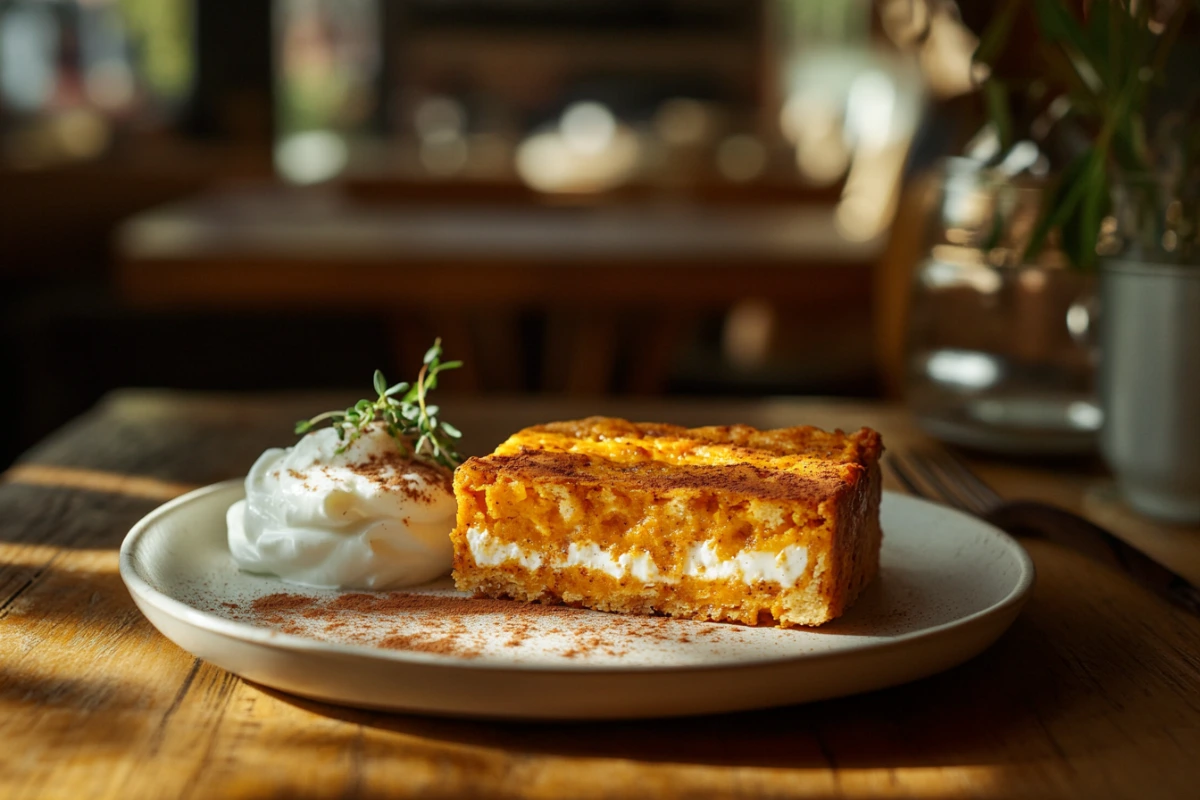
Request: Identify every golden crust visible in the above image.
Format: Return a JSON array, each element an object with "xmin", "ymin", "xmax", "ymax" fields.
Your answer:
[
  {"xmin": 487, "ymin": 417, "xmax": 880, "ymax": 499},
  {"xmin": 452, "ymin": 417, "xmax": 883, "ymax": 627}
]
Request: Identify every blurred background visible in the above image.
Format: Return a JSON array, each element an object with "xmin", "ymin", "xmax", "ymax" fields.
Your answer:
[{"xmin": 2, "ymin": 0, "xmax": 1194, "ymax": 470}]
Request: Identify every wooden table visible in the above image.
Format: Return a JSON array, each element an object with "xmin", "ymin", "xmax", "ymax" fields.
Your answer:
[
  {"xmin": 4, "ymin": 391, "xmax": 1199, "ymax": 799},
  {"xmin": 114, "ymin": 187, "xmax": 879, "ymax": 394}
]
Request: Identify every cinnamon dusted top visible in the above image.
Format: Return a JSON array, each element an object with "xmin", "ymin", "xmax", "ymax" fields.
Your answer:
[
  {"xmin": 467, "ymin": 450, "xmax": 849, "ymax": 503},
  {"xmin": 460, "ymin": 416, "xmax": 883, "ymax": 503},
  {"xmin": 343, "ymin": 450, "xmax": 454, "ymax": 500}
]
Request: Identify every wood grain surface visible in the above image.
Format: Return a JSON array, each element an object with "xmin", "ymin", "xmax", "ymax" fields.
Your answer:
[{"xmin": 2, "ymin": 391, "xmax": 1199, "ymax": 800}]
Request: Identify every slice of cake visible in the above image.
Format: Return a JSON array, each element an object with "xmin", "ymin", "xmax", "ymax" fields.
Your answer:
[{"xmin": 450, "ymin": 417, "xmax": 883, "ymax": 627}]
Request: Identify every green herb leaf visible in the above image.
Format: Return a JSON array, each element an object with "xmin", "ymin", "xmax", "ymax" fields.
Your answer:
[
  {"xmin": 292, "ymin": 338, "xmax": 465, "ymax": 469},
  {"xmin": 423, "ymin": 339, "xmax": 442, "ymax": 365}
]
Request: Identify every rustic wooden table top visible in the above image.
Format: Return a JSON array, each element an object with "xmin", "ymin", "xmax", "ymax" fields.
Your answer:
[
  {"xmin": 111, "ymin": 187, "xmax": 880, "ymax": 396},
  {"xmin": 3, "ymin": 391, "xmax": 1199, "ymax": 799}
]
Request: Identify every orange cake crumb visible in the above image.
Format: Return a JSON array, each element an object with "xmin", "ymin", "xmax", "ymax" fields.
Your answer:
[{"xmin": 451, "ymin": 417, "xmax": 883, "ymax": 627}]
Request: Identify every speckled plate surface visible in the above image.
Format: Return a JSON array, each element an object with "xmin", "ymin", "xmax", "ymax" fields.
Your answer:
[{"xmin": 120, "ymin": 482, "xmax": 1034, "ymax": 720}]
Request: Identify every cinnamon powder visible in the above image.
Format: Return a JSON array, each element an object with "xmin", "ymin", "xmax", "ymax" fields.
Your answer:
[
  {"xmin": 219, "ymin": 590, "xmax": 710, "ymax": 660},
  {"xmin": 251, "ymin": 593, "xmax": 318, "ymax": 613},
  {"xmin": 341, "ymin": 452, "xmax": 454, "ymax": 502}
]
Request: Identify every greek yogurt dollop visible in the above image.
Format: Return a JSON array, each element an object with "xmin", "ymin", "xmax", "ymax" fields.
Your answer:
[{"xmin": 226, "ymin": 424, "xmax": 456, "ymax": 589}]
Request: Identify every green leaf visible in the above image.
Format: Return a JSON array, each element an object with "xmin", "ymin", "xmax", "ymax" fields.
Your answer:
[
  {"xmin": 373, "ymin": 370, "xmax": 387, "ymax": 397},
  {"xmin": 1035, "ymin": 43, "xmax": 1100, "ymax": 109},
  {"xmin": 1076, "ymin": 150, "xmax": 1109, "ymax": 270},
  {"xmin": 437, "ymin": 360, "xmax": 463, "ymax": 372},
  {"xmin": 983, "ymin": 80, "xmax": 1013, "ymax": 153},
  {"xmin": 1024, "ymin": 150, "xmax": 1097, "ymax": 266},
  {"xmin": 1033, "ymin": 1, "xmax": 1104, "ymax": 95},
  {"xmin": 973, "ymin": 0, "xmax": 1025, "ymax": 69},
  {"xmin": 423, "ymin": 339, "xmax": 442, "ymax": 365},
  {"xmin": 424, "ymin": 405, "xmax": 439, "ymax": 418},
  {"xmin": 440, "ymin": 421, "xmax": 462, "ymax": 438},
  {"xmin": 294, "ymin": 420, "xmax": 312, "ymax": 434},
  {"xmin": 1111, "ymin": 112, "xmax": 1150, "ymax": 172},
  {"xmin": 981, "ymin": 200, "xmax": 1005, "ymax": 254},
  {"xmin": 1033, "ymin": 1, "xmax": 1089, "ymax": 55},
  {"xmin": 385, "ymin": 381, "xmax": 409, "ymax": 397}
]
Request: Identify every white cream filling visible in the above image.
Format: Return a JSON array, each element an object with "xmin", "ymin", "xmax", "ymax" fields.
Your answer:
[
  {"xmin": 567, "ymin": 542, "xmax": 664, "ymax": 582},
  {"xmin": 465, "ymin": 527, "xmax": 808, "ymax": 587},
  {"xmin": 465, "ymin": 527, "xmax": 544, "ymax": 571}
]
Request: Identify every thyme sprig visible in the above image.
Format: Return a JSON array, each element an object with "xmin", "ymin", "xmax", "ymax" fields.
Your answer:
[{"xmin": 294, "ymin": 338, "xmax": 464, "ymax": 469}]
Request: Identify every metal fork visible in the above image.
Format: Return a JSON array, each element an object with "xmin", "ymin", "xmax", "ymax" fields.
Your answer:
[
  {"xmin": 888, "ymin": 449, "xmax": 1200, "ymax": 617},
  {"xmin": 888, "ymin": 448, "xmax": 1004, "ymax": 518}
]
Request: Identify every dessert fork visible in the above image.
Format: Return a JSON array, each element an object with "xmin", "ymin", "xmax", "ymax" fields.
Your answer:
[{"xmin": 888, "ymin": 449, "xmax": 1200, "ymax": 618}]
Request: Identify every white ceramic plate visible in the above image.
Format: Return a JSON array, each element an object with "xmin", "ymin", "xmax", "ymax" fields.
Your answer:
[{"xmin": 120, "ymin": 482, "xmax": 1034, "ymax": 720}]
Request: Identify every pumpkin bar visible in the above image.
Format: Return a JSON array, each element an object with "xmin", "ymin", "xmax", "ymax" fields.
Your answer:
[{"xmin": 450, "ymin": 417, "xmax": 883, "ymax": 627}]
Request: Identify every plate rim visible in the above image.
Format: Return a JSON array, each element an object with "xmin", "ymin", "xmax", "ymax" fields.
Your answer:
[{"xmin": 120, "ymin": 480, "xmax": 1036, "ymax": 675}]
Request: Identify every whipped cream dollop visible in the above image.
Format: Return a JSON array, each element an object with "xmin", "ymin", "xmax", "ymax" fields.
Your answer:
[{"xmin": 226, "ymin": 425, "xmax": 456, "ymax": 589}]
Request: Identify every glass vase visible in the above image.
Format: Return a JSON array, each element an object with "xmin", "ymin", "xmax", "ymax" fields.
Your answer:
[{"xmin": 905, "ymin": 160, "xmax": 1102, "ymax": 454}]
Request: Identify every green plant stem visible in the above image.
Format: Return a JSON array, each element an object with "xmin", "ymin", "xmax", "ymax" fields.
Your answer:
[{"xmin": 294, "ymin": 339, "xmax": 464, "ymax": 469}]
